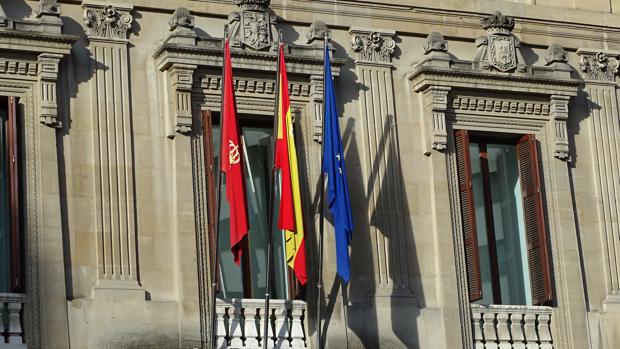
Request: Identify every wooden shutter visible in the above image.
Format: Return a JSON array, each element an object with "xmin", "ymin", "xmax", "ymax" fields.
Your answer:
[
  {"xmin": 7, "ymin": 97, "xmax": 21, "ymax": 292},
  {"xmin": 202, "ymin": 110, "xmax": 218, "ymax": 288},
  {"xmin": 516, "ymin": 135, "xmax": 553, "ymax": 305},
  {"xmin": 454, "ymin": 130, "xmax": 483, "ymax": 302}
]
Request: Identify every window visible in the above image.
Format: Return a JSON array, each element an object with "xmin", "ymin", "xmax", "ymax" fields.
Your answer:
[
  {"xmin": 203, "ymin": 111, "xmax": 296, "ymax": 300},
  {"xmin": 0, "ymin": 96, "xmax": 22, "ymax": 293},
  {"xmin": 455, "ymin": 130, "xmax": 552, "ymax": 306}
]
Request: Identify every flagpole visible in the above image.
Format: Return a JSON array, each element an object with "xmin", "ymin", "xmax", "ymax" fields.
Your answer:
[
  {"xmin": 316, "ymin": 32, "xmax": 329, "ymax": 349},
  {"xmin": 209, "ymin": 25, "xmax": 228, "ymax": 349},
  {"xmin": 263, "ymin": 30, "xmax": 283, "ymax": 349}
]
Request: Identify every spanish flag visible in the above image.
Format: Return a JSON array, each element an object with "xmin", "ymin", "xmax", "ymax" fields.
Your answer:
[{"xmin": 275, "ymin": 44, "xmax": 307, "ymax": 285}]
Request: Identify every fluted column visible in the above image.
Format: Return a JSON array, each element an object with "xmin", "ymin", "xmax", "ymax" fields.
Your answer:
[
  {"xmin": 349, "ymin": 27, "xmax": 413, "ymax": 297},
  {"xmin": 82, "ymin": 1, "xmax": 143, "ymax": 298}
]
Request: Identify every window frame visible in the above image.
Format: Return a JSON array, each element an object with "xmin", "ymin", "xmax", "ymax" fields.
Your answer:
[
  {"xmin": 454, "ymin": 129, "xmax": 553, "ymax": 306},
  {"xmin": 202, "ymin": 110, "xmax": 300, "ymax": 300}
]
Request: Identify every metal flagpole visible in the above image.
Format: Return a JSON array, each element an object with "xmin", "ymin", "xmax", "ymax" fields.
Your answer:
[
  {"xmin": 263, "ymin": 29, "xmax": 283, "ymax": 349},
  {"xmin": 209, "ymin": 25, "xmax": 228, "ymax": 349},
  {"xmin": 316, "ymin": 32, "xmax": 329, "ymax": 349}
]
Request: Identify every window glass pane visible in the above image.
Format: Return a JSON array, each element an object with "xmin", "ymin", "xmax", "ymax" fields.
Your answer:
[
  {"xmin": 487, "ymin": 144, "xmax": 532, "ymax": 305},
  {"xmin": 470, "ymin": 143, "xmax": 494, "ymax": 306},
  {"xmin": 213, "ymin": 122, "xmax": 288, "ymax": 300},
  {"xmin": 0, "ymin": 108, "xmax": 9, "ymax": 293}
]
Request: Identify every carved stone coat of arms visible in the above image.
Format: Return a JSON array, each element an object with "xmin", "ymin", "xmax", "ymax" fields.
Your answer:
[
  {"xmin": 488, "ymin": 35, "xmax": 516, "ymax": 72},
  {"xmin": 241, "ymin": 11, "xmax": 271, "ymax": 50}
]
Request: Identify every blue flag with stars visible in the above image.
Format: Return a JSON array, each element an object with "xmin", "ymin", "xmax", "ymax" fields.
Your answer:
[{"xmin": 322, "ymin": 44, "xmax": 354, "ymax": 283}]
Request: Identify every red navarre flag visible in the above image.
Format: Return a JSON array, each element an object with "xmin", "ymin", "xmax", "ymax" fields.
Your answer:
[{"xmin": 221, "ymin": 40, "xmax": 249, "ymax": 265}]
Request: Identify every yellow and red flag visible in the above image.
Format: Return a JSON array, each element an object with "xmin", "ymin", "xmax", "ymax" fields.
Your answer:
[
  {"xmin": 274, "ymin": 44, "xmax": 307, "ymax": 285},
  {"xmin": 221, "ymin": 39, "xmax": 249, "ymax": 265}
]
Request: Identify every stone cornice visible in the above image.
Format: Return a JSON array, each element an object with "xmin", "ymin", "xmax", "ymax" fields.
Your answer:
[
  {"xmin": 0, "ymin": 28, "xmax": 77, "ymax": 55},
  {"xmin": 154, "ymin": 38, "xmax": 346, "ymax": 77},
  {"xmin": 409, "ymin": 62, "xmax": 581, "ymax": 96}
]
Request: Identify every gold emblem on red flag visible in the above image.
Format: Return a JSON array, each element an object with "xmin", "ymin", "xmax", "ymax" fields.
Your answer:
[{"xmin": 229, "ymin": 140, "xmax": 241, "ymax": 166}]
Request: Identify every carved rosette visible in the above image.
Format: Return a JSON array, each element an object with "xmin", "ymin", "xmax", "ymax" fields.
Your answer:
[
  {"xmin": 351, "ymin": 31, "xmax": 396, "ymax": 64},
  {"xmin": 579, "ymin": 51, "xmax": 619, "ymax": 81},
  {"xmin": 83, "ymin": 4, "xmax": 133, "ymax": 41}
]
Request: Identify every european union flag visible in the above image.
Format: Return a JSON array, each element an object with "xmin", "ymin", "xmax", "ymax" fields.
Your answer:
[{"xmin": 322, "ymin": 44, "xmax": 354, "ymax": 283}]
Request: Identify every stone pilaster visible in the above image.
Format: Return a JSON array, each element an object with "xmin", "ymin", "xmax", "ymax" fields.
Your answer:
[
  {"xmin": 583, "ymin": 82, "xmax": 620, "ymax": 299},
  {"xmin": 349, "ymin": 27, "xmax": 413, "ymax": 298},
  {"xmin": 82, "ymin": 1, "xmax": 143, "ymax": 298}
]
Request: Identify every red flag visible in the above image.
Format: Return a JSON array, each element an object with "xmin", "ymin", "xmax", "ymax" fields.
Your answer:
[{"xmin": 221, "ymin": 40, "xmax": 249, "ymax": 265}]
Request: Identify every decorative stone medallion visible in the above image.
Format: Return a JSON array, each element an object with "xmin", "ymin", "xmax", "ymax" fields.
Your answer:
[{"xmin": 488, "ymin": 35, "xmax": 516, "ymax": 72}]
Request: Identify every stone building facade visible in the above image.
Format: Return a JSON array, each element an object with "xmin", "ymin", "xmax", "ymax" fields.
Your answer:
[{"xmin": 0, "ymin": 0, "xmax": 619, "ymax": 348}]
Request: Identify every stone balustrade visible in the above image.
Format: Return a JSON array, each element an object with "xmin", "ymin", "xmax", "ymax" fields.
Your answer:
[
  {"xmin": 0, "ymin": 293, "xmax": 26, "ymax": 348},
  {"xmin": 471, "ymin": 304, "xmax": 553, "ymax": 349},
  {"xmin": 215, "ymin": 298, "xmax": 307, "ymax": 348}
]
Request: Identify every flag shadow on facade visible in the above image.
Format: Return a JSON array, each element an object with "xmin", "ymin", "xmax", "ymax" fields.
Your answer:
[{"xmin": 348, "ymin": 114, "xmax": 422, "ymax": 348}]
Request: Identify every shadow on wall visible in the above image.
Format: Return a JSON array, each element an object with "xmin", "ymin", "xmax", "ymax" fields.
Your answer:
[
  {"xmin": 317, "ymin": 37, "xmax": 424, "ymax": 346},
  {"xmin": 1, "ymin": 0, "xmax": 32, "ymax": 20}
]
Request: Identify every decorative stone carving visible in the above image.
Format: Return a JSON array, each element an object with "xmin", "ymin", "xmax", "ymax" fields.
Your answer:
[
  {"xmin": 579, "ymin": 51, "xmax": 619, "ymax": 81},
  {"xmin": 228, "ymin": 0, "xmax": 277, "ymax": 51},
  {"xmin": 83, "ymin": 4, "xmax": 133, "ymax": 41},
  {"xmin": 545, "ymin": 44, "xmax": 568, "ymax": 65},
  {"xmin": 169, "ymin": 7, "xmax": 194, "ymax": 32},
  {"xmin": 350, "ymin": 28, "xmax": 396, "ymax": 64},
  {"xmin": 233, "ymin": 0, "xmax": 271, "ymax": 11},
  {"xmin": 425, "ymin": 86, "xmax": 451, "ymax": 151},
  {"xmin": 550, "ymin": 95, "xmax": 571, "ymax": 161},
  {"xmin": 168, "ymin": 64, "xmax": 197, "ymax": 135},
  {"xmin": 37, "ymin": 53, "xmax": 63, "ymax": 128},
  {"xmin": 480, "ymin": 11, "xmax": 515, "ymax": 33},
  {"xmin": 36, "ymin": 0, "xmax": 61, "ymax": 18},
  {"xmin": 423, "ymin": 32, "xmax": 448, "ymax": 55},
  {"xmin": 474, "ymin": 11, "xmax": 526, "ymax": 73},
  {"xmin": 306, "ymin": 20, "xmax": 329, "ymax": 44}
]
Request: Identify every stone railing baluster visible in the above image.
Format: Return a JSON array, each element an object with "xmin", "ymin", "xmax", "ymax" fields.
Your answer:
[
  {"xmin": 290, "ymin": 301, "xmax": 305, "ymax": 347},
  {"xmin": 274, "ymin": 305, "xmax": 291, "ymax": 348},
  {"xmin": 482, "ymin": 312, "xmax": 498, "ymax": 349},
  {"xmin": 244, "ymin": 301, "xmax": 260, "ymax": 348},
  {"xmin": 471, "ymin": 307, "xmax": 485, "ymax": 349},
  {"xmin": 470, "ymin": 304, "xmax": 553, "ymax": 349},
  {"xmin": 7, "ymin": 302, "xmax": 23, "ymax": 344},
  {"xmin": 496, "ymin": 313, "xmax": 511, "ymax": 349},
  {"xmin": 229, "ymin": 299, "xmax": 244, "ymax": 347},
  {"xmin": 537, "ymin": 313, "xmax": 553, "ymax": 349},
  {"xmin": 214, "ymin": 298, "xmax": 308, "ymax": 348},
  {"xmin": 524, "ymin": 313, "xmax": 540, "ymax": 349},
  {"xmin": 214, "ymin": 301, "xmax": 228, "ymax": 348},
  {"xmin": 510, "ymin": 313, "xmax": 526, "ymax": 349}
]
